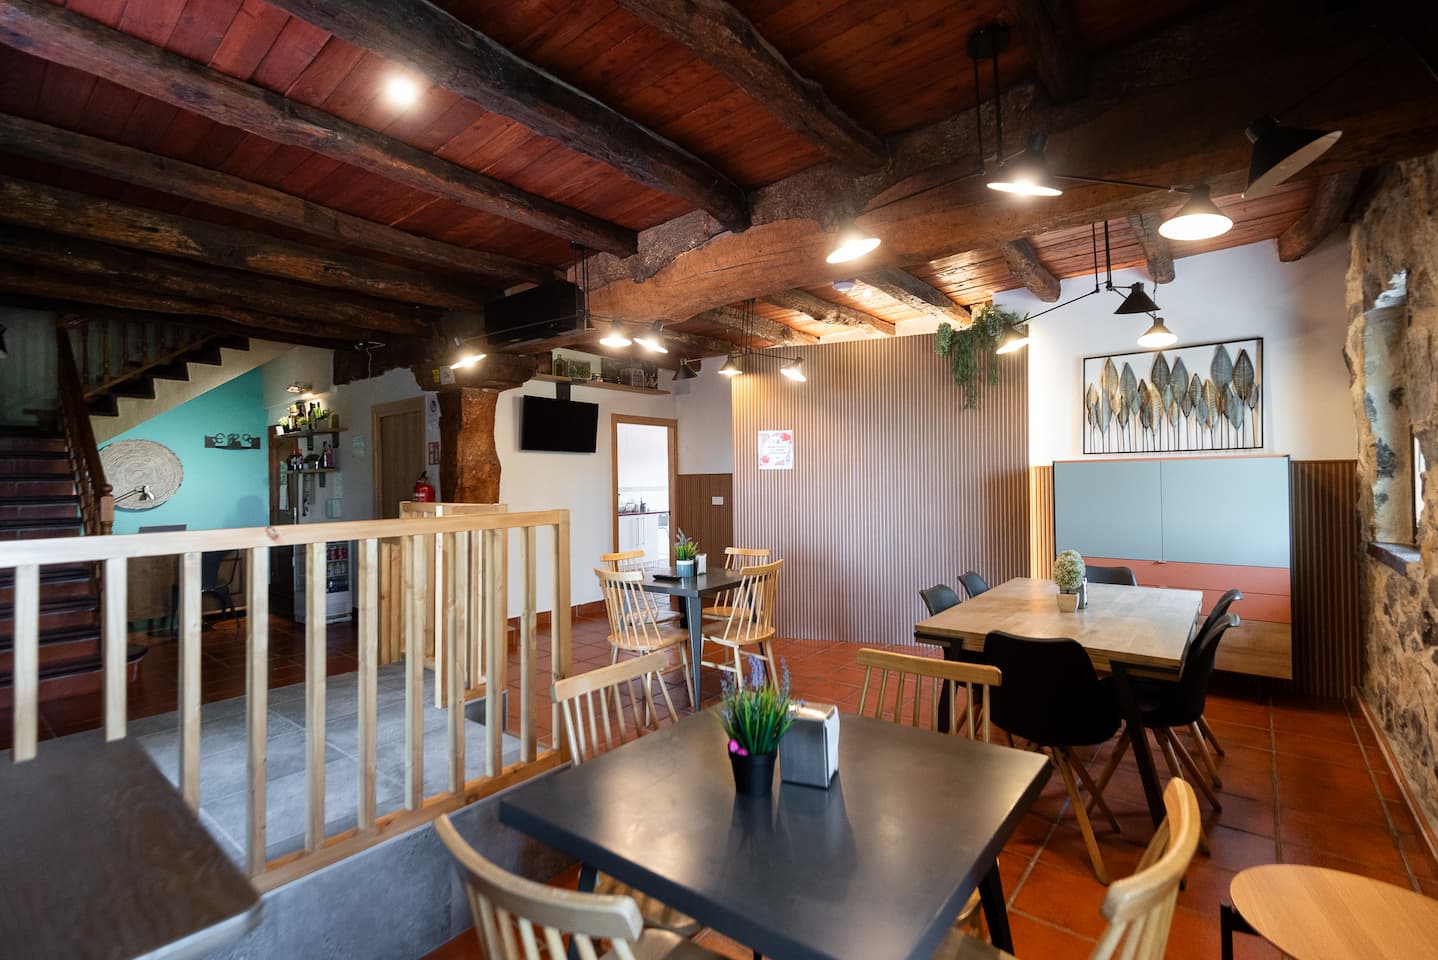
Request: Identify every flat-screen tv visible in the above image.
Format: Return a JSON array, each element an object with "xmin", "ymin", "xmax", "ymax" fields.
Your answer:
[{"xmin": 520, "ymin": 395, "xmax": 599, "ymax": 453}]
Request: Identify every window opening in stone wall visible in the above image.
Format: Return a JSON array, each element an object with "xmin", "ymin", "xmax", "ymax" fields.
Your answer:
[
  {"xmin": 1363, "ymin": 271, "xmax": 1412, "ymax": 544},
  {"xmin": 1415, "ymin": 432, "xmax": 1427, "ymax": 537}
]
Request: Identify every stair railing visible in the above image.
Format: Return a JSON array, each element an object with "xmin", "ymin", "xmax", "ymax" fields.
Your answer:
[
  {"xmin": 55, "ymin": 325, "xmax": 113, "ymax": 535},
  {"xmin": 66, "ymin": 314, "xmax": 215, "ymax": 399}
]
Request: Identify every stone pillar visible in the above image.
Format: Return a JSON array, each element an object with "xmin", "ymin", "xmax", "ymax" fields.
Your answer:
[{"xmin": 438, "ymin": 387, "xmax": 501, "ymax": 503}]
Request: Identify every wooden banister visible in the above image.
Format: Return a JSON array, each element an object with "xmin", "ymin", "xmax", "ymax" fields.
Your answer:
[{"xmin": 54, "ymin": 323, "xmax": 113, "ymax": 535}]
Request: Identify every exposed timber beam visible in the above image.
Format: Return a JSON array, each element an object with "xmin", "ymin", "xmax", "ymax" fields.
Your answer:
[
  {"xmin": 1003, "ymin": 0, "xmax": 1088, "ymax": 102},
  {"xmin": 609, "ymin": 0, "xmax": 884, "ymax": 169},
  {"xmin": 47, "ymin": 305, "xmax": 349, "ymax": 351},
  {"xmin": 0, "ymin": 228, "xmax": 435, "ymax": 337},
  {"xmin": 764, "ymin": 290, "xmax": 895, "ymax": 337},
  {"xmin": 583, "ymin": 2, "xmax": 1438, "ymax": 321},
  {"xmin": 693, "ymin": 306, "xmax": 820, "ymax": 346},
  {"xmin": 998, "ymin": 239, "xmax": 1061, "ymax": 302},
  {"xmin": 1126, "ymin": 212, "xmax": 1176, "ymax": 284},
  {"xmin": 0, "ymin": 177, "xmax": 486, "ymax": 310},
  {"xmin": 857, "ymin": 269, "xmax": 970, "ymax": 325},
  {"xmin": 1277, "ymin": 170, "xmax": 1363, "ymax": 262},
  {"xmin": 0, "ymin": 113, "xmax": 553, "ymax": 285},
  {"xmin": 499, "ymin": 322, "xmax": 736, "ymax": 359},
  {"xmin": 0, "ymin": 263, "xmax": 370, "ymax": 343},
  {"xmin": 0, "ymin": 0, "xmax": 636, "ymax": 256},
  {"xmin": 264, "ymin": 0, "xmax": 748, "ymax": 230}
]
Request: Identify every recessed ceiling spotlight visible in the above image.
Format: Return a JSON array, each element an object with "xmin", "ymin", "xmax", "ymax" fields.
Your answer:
[
  {"xmin": 384, "ymin": 75, "xmax": 422, "ymax": 109},
  {"xmin": 832, "ymin": 279, "xmax": 856, "ymax": 294},
  {"xmin": 826, "ymin": 223, "xmax": 880, "ymax": 264}
]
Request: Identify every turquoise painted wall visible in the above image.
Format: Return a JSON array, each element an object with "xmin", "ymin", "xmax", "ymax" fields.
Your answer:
[{"xmin": 106, "ymin": 369, "xmax": 269, "ymax": 534}]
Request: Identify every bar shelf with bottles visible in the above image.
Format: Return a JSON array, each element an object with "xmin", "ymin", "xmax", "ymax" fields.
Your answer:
[{"xmin": 295, "ymin": 541, "xmax": 352, "ymax": 624}]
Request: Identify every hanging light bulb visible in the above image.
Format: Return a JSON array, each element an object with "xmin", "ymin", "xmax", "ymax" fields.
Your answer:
[
  {"xmin": 987, "ymin": 135, "xmax": 1063, "ymax": 197},
  {"xmin": 633, "ymin": 321, "xmax": 669, "ymax": 353},
  {"xmin": 1244, "ymin": 115, "xmax": 1342, "ymax": 198},
  {"xmin": 1136, "ymin": 317, "xmax": 1178, "ymax": 349},
  {"xmin": 995, "ymin": 326, "xmax": 1030, "ymax": 355},
  {"xmin": 718, "ymin": 352, "xmax": 744, "ymax": 376},
  {"xmin": 1114, "ymin": 282, "xmax": 1161, "ymax": 315},
  {"xmin": 599, "ymin": 321, "xmax": 632, "ymax": 348},
  {"xmin": 826, "ymin": 222, "xmax": 880, "ymax": 264},
  {"xmin": 780, "ymin": 358, "xmax": 807, "ymax": 382},
  {"xmin": 1158, "ymin": 185, "xmax": 1233, "ymax": 241},
  {"xmin": 674, "ymin": 358, "xmax": 698, "ymax": 380},
  {"xmin": 450, "ymin": 351, "xmax": 485, "ymax": 370}
]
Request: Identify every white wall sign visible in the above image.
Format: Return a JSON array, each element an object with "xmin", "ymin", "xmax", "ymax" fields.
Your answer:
[{"xmin": 758, "ymin": 430, "xmax": 794, "ymax": 470}]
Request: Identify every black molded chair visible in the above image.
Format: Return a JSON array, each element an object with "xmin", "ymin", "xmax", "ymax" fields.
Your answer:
[
  {"xmin": 1085, "ymin": 564, "xmax": 1138, "ymax": 586},
  {"xmin": 1192, "ymin": 588, "xmax": 1243, "ymax": 766},
  {"xmin": 168, "ymin": 549, "xmax": 241, "ymax": 632},
  {"xmin": 985, "ymin": 631, "xmax": 1123, "ymax": 884},
  {"xmin": 957, "ymin": 571, "xmax": 990, "ymax": 600},
  {"xmin": 1090, "ymin": 612, "xmax": 1241, "ymax": 814},
  {"xmin": 920, "ymin": 583, "xmax": 962, "ymax": 617}
]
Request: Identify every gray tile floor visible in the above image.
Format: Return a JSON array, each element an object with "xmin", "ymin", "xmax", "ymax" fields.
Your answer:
[{"xmin": 122, "ymin": 663, "xmax": 521, "ymax": 863}]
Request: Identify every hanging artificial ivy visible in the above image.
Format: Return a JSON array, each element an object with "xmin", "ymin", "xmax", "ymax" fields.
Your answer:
[{"xmin": 934, "ymin": 305, "xmax": 1028, "ymax": 409}]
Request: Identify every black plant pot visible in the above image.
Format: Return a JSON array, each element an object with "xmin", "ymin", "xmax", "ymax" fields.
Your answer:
[{"xmin": 729, "ymin": 751, "xmax": 777, "ymax": 796}]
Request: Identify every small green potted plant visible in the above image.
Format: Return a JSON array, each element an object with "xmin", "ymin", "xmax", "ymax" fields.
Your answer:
[
  {"xmin": 674, "ymin": 529, "xmax": 699, "ymax": 577},
  {"xmin": 721, "ymin": 657, "xmax": 795, "ymax": 796},
  {"xmin": 1054, "ymin": 549, "xmax": 1086, "ymax": 612}
]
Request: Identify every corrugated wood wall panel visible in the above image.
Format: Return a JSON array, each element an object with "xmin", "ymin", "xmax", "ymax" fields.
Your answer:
[
  {"xmin": 1030, "ymin": 465, "xmax": 1055, "ymax": 579},
  {"xmin": 732, "ymin": 336, "xmax": 1029, "ymax": 645},
  {"xmin": 1290, "ymin": 459, "xmax": 1363, "ymax": 697},
  {"xmin": 674, "ymin": 473, "xmax": 734, "ymax": 563}
]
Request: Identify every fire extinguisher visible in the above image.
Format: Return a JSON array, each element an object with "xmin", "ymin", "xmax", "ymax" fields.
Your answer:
[{"xmin": 412, "ymin": 471, "xmax": 435, "ymax": 503}]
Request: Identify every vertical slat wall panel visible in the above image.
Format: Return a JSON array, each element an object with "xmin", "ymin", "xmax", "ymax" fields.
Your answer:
[
  {"xmin": 732, "ymin": 336, "xmax": 1029, "ymax": 645},
  {"xmin": 674, "ymin": 473, "xmax": 735, "ymax": 559},
  {"xmin": 1290, "ymin": 459, "xmax": 1362, "ymax": 697},
  {"xmin": 1029, "ymin": 466, "xmax": 1055, "ymax": 579}
]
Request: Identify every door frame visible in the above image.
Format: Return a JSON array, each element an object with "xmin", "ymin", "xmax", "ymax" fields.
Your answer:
[
  {"xmin": 372, "ymin": 396, "xmax": 426, "ymax": 519},
  {"xmin": 611, "ymin": 414, "xmax": 679, "ymax": 559}
]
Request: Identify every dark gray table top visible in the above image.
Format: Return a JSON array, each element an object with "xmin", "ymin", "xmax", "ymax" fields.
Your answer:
[
  {"xmin": 500, "ymin": 711, "xmax": 1050, "ymax": 960},
  {"xmin": 638, "ymin": 566, "xmax": 747, "ymax": 598},
  {"xmin": 0, "ymin": 736, "xmax": 261, "ymax": 960}
]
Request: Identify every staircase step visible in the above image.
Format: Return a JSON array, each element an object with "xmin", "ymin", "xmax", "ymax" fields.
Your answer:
[
  {"xmin": 0, "ymin": 456, "xmax": 72, "ymax": 475},
  {"xmin": 0, "ymin": 563, "xmax": 93, "ymax": 590},
  {"xmin": 0, "ymin": 571, "xmax": 94, "ymax": 607},
  {"xmin": 87, "ymin": 395, "xmax": 119, "ymax": 418},
  {"xmin": 108, "ymin": 379, "xmax": 156, "ymax": 400},
  {"xmin": 0, "ymin": 594, "xmax": 100, "ymax": 637},
  {"xmin": 0, "ymin": 433, "xmax": 65, "ymax": 454},
  {"xmin": 149, "ymin": 360, "xmax": 192, "ymax": 383},
  {"xmin": 0, "ymin": 620, "xmax": 102, "ymax": 660},
  {"xmin": 0, "ymin": 643, "xmax": 147, "ymax": 707},
  {"xmin": 184, "ymin": 345, "xmax": 225, "ymax": 366},
  {"xmin": 0, "ymin": 496, "xmax": 81, "ymax": 522},
  {"xmin": 0, "ymin": 518, "xmax": 84, "ymax": 541},
  {"xmin": 0, "ymin": 477, "xmax": 79, "ymax": 498}
]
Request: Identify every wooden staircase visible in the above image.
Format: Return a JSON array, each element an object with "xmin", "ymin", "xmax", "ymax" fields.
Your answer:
[
  {"xmin": 69, "ymin": 315, "xmax": 252, "ymax": 418},
  {"xmin": 0, "ymin": 430, "xmax": 145, "ymax": 708}
]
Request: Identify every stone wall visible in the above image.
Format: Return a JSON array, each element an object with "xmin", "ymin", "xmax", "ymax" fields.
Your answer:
[{"xmin": 1346, "ymin": 151, "xmax": 1438, "ymax": 827}]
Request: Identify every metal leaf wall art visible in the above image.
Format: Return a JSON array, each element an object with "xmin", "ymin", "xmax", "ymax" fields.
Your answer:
[{"xmin": 1081, "ymin": 338, "xmax": 1264, "ymax": 454}]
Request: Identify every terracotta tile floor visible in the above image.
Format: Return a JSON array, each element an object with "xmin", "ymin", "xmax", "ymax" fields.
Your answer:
[{"xmin": 10, "ymin": 610, "xmax": 1437, "ymax": 959}]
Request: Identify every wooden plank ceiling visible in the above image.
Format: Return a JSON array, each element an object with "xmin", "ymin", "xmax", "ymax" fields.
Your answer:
[{"xmin": 0, "ymin": 0, "xmax": 1433, "ymax": 358}]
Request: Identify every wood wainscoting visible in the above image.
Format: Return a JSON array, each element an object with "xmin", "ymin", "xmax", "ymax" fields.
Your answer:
[{"xmin": 674, "ymin": 473, "xmax": 733, "ymax": 562}]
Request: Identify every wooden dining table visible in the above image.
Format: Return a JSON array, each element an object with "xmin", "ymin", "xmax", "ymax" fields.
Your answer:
[
  {"xmin": 638, "ymin": 565, "xmax": 748, "ymax": 703},
  {"xmin": 914, "ymin": 576, "xmax": 1203, "ymax": 828},
  {"xmin": 500, "ymin": 710, "xmax": 1051, "ymax": 959}
]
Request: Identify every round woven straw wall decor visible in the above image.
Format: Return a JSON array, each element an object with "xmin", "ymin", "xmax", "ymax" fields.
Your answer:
[{"xmin": 100, "ymin": 439, "xmax": 183, "ymax": 510}]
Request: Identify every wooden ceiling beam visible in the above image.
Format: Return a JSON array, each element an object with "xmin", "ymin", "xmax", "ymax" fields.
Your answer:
[
  {"xmin": 0, "ymin": 113, "xmax": 554, "ymax": 286},
  {"xmin": 0, "ymin": 177, "xmax": 485, "ymax": 311},
  {"xmin": 857, "ymin": 268, "xmax": 971, "ymax": 325},
  {"xmin": 1126, "ymin": 212, "xmax": 1176, "ymax": 284},
  {"xmin": 0, "ymin": 227, "xmax": 435, "ymax": 337},
  {"xmin": 609, "ymin": 0, "xmax": 884, "ymax": 169},
  {"xmin": 1003, "ymin": 0, "xmax": 1089, "ymax": 102},
  {"xmin": 763, "ymin": 290, "xmax": 895, "ymax": 337},
  {"xmin": 693, "ymin": 306, "xmax": 820, "ymax": 346},
  {"xmin": 0, "ymin": 0, "xmax": 636, "ymax": 256},
  {"xmin": 265, "ymin": 0, "xmax": 748, "ymax": 230},
  {"xmin": 498, "ymin": 322, "xmax": 735, "ymax": 359},
  {"xmin": 1277, "ymin": 170, "xmax": 1363, "ymax": 262},
  {"xmin": 47, "ymin": 305, "xmax": 350, "ymax": 351},
  {"xmin": 998, "ymin": 238, "xmax": 1061, "ymax": 302},
  {"xmin": 0, "ymin": 263, "xmax": 370, "ymax": 343}
]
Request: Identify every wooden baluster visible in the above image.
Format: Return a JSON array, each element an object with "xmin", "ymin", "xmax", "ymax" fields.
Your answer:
[
  {"xmin": 179, "ymin": 552, "xmax": 202, "ymax": 809},
  {"xmin": 246, "ymin": 546, "xmax": 269, "ymax": 874},
  {"xmin": 79, "ymin": 322, "xmax": 90, "ymax": 391},
  {"xmin": 304, "ymin": 542, "xmax": 326, "ymax": 852},
  {"xmin": 103, "ymin": 557, "xmax": 127, "ymax": 741},
  {"xmin": 552, "ymin": 517, "xmax": 571, "ymax": 749},
  {"xmin": 520, "ymin": 525, "xmax": 537, "ymax": 762},
  {"xmin": 377, "ymin": 540, "xmax": 391, "ymax": 664},
  {"xmin": 404, "ymin": 533, "xmax": 425, "ymax": 809},
  {"xmin": 357, "ymin": 539, "xmax": 379, "ymax": 832},
  {"xmin": 11, "ymin": 565, "xmax": 40, "ymax": 762},
  {"xmin": 485, "ymin": 528, "xmax": 504, "ymax": 776},
  {"xmin": 433, "ymin": 526, "xmax": 446, "ymax": 708},
  {"xmin": 448, "ymin": 532, "xmax": 467, "ymax": 794},
  {"xmin": 470, "ymin": 530, "xmax": 484, "ymax": 704}
]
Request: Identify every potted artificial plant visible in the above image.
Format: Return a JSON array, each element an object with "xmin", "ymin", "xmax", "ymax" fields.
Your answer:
[
  {"xmin": 674, "ymin": 529, "xmax": 699, "ymax": 577},
  {"xmin": 721, "ymin": 657, "xmax": 795, "ymax": 797},
  {"xmin": 1054, "ymin": 549, "xmax": 1086, "ymax": 613}
]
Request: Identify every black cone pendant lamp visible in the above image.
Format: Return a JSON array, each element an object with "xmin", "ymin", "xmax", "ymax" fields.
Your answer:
[
  {"xmin": 1244, "ymin": 115, "xmax": 1342, "ymax": 198},
  {"xmin": 1114, "ymin": 282, "xmax": 1161, "ymax": 315}
]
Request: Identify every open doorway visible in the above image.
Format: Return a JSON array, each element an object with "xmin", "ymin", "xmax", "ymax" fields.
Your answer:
[
  {"xmin": 611, "ymin": 415, "xmax": 678, "ymax": 565},
  {"xmin": 372, "ymin": 397, "xmax": 426, "ymax": 519}
]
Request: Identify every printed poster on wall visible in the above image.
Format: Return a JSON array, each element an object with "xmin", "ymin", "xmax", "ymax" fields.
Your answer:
[{"xmin": 758, "ymin": 430, "xmax": 794, "ymax": 470}]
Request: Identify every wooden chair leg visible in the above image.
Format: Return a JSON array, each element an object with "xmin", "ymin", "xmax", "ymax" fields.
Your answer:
[
  {"xmin": 761, "ymin": 643, "xmax": 780, "ymax": 690},
  {"xmin": 1053, "ymin": 749, "xmax": 1109, "ymax": 885},
  {"xmin": 1087, "ymin": 729, "xmax": 1132, "ymax": 813},
  {"xmin": 1071, "ymin": 753, "xmax": 1122, "ymax": 834},
  {"xmin": 1168, "ymin": 728, "xmax": 1224, "ymax": 810},
  {"xmin": 1198, "ymin": 714, "xmax": 1225, "ymax": 756},
  {"xmin": 1157, "ymin": 728, "xmax": 1184, "ymax": 780},
  {"xmin": 653, "ymin": 669, "xmax": 679, "ymax": 723},
  {"xmin": 676, "ymin": 643, "xmax": 696, "ymax": 710},
  {"xmin": 1190, "ymin": 721, "xmax": 1223, "ymax": 788}
]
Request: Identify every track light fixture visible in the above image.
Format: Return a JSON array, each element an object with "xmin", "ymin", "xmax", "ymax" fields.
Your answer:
[
  {"xmin": 599, "ymin": 320, "xmax": 632, "ymax": 348},
  {"xmin": 1243, "ymin": 115, "xmax": 1342, "ymax": 198},
  {"xmin": 1114, "ymin": 282, "xmax": 1161, "ymax": 315},
  {"xmin": 995, "ymin": 325, "xmax": 1030, "ymax": 355},
  {"xmin": 674, "ymin": 358, "xmax": 698, "ymax": 380},
  {"xmin": 826, "ymin": 222, "xmax": 881, "ymax": 264},
  {"xmin": 718, "ymin": 352, "xmax": 744, "ymax": 376},
  {"xmin": 780, "ymin": 358, "xmax": 807, "ymax": 381},
  {"xmin": 986, "ymin": 135, "xmax": 1063, "ymax": 198},
  {"xmin": 1136, "ymin": 317, "xmax": 1178, "ymax": 349},
  {"xmin": 1157, "ymin": 184, "xmax": 1233, "ymax": 241},
  {"xmin": 633, "ymin": 321, "xmax": 669, "ymax": 353}
]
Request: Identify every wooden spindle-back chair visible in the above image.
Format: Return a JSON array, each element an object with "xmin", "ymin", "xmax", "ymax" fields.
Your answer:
[
  {"xmin": 855, "ymin": 648, "xmax": 1001, "ymax": 741},
  {"xmin": 600, "ymin": 550, "xmax": 679, "ymax": 623},
  {"xmin": 702, "ymin": 546, "xmax": 771, "ymax": 622},
  {"xmin": 595, "ymin": 568, "xmax": 694, "ymax": 713},
  {"xmin": 699, "ymin": 558, "xmax": 782, "ymax": 687}
]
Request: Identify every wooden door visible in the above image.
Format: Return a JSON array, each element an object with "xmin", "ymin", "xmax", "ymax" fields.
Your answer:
[{"xmin": 372, "ymin": 398, "xmax": 426, "ymax": 519}]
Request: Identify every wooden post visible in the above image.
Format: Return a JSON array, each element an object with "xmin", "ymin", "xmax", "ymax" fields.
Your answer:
[
  {"xmin": 246, "ymin": 546, "xmax": 269, "ymax": 874},
  {"xmin": 102, "ymin": 556, "xmax": 127, "ymax": 740},
  {"xmin": 405, "ymin": 534, "xmax": 425, "ymax": 809},
  {"xmin": 552, "ymin": 517, "xmax": 572, "ymax": 750},
  {"xmin": 10, "ymin": 564, "xmax": 39, "ymax": 762},
  {"xmin": 179, "ymin": 551, "xmax": 202, "ymax": 809},
  {"xmin": 437, "ymin": 387, "xmax": 502, "ymax": 504},
  {"xmin": 448, "ymin": 532, "xmax": 467, "ymax": 793},
  {"xmin": 520, "ymin": 525, "xmax": 537, "ymax": 762},
  {"xmin": 484, "ymin": 528, "xmax": 504, "ymax": 776},
  {"xmin": 357, "ymin": 538, "xmax": 379, "ymax": 832},
  {"xmin": 304, "ymin": 542, "xmax": 326, "ymax": 852}
]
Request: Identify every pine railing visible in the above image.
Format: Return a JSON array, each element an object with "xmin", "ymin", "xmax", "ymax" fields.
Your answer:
[{"xmin": 54, "ymin": 325, "xmax": 113, "ymax": 535}]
